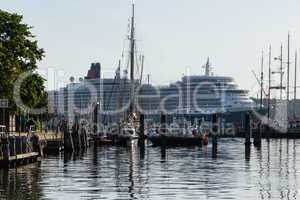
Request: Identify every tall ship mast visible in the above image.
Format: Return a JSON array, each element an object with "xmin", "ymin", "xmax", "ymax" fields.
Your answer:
[
  {"xmin": 106, "ymin": 3, "xmax": 140, "ymax": 145},
  {"xmin": 129, "ymin": 3, "xmax": 135, "ymax": 118}
]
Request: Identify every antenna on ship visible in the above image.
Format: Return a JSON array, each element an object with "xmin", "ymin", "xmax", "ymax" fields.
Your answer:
[{"xmin": 203, "ymin": 57, "xmax": 212, "ymax": 76}]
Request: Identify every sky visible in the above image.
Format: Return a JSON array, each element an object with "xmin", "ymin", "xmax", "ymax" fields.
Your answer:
[{"xmin": 1, "ymin": 0, "xmax": 300, "ymax": 97}]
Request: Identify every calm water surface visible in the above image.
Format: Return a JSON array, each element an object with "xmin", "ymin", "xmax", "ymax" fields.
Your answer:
[{"xmin": 0, "ymin": 138, "xmax": 299, "ymax": 200}]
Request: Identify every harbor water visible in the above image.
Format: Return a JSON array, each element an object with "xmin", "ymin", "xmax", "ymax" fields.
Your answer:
[{"xmin": 0, "ymin": 138, "xmax": 300, "ymax": 200}]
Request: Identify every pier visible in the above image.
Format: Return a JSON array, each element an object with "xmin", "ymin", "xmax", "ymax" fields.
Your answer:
[
  {"xmin": 0, "ymin": 131, "xmax": 63, "ymax": 168},
  {"xmin": 0, "ymin": 133, "xmax": 40, "ymax": 168}
]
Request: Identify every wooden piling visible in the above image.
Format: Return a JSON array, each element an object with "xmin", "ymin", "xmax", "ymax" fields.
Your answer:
[
  {"xmin": 160, "ymin": 113, "xmax": 167, "ymax": 134},
  {"xmin": 64, "ymin": 126, "xmax": 74, "ymax": 153},
  {"xmin": 212, "ymin": 113, "xmax": 218, "ymax": 146},
  {"xmin": 139, "ymin": 114, "xmax": 145, "ymax": 138},
  {"xmin": 244, "ymin": 113, "xmax": 252, "ymax": 146},
  {"xmin": 253, "ymin": 123, "xmax": 262, "ymax": 147},
  {"xmin": 211, "ymin": 113, "xmax": 218, "ymax": 158}
]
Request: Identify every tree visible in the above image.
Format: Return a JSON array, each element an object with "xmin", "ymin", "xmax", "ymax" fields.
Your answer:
[{"xmin": 0, "ymin": 9, "xmax": 46, "ymax": 111}]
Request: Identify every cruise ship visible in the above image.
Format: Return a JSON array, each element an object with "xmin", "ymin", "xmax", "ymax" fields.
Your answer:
[
  {"xmin": 48, "ymin": 59, "xmax": 256, "ymax": 131},
  {"xmin": 138, "ymin": 59, "xmax": 255, "ymax": 117}
]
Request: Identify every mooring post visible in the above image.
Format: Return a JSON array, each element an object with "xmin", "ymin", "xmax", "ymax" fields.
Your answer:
[
  {"xmin": 245, "ymin": 144, "xmax": 251, "ymax": 161},
  {"xmin": 0, "ymin": 142, "xmax": 3, "ymax": 159},
  {"xmin": 160, "ymin": 113, "xmax": 166, "ymax": 134},
  {"xmin": 212, "ymin": 113, "xmax": 218, "ymax": 146},
  {"xmin": 84, "ymin": 128, "xmax": 88, "ymax": 148},
  {"xmin": 3, "ymin": 138, "xmax": 10, "ymax": 162},
  {"xmin": 82, "ymin": 127, "xmax": 88, "ymax": 149},
  {"xmin": 13, "ymin": 136, "xmax": 16, "ymax": 157},
  {"xmin": 211, "ymin": 113, "xmax": 218, "ymax": 158},
  {"xmin": 79, "ymin": 127, "xmax": 83, "ymax": 149},
  {"xmin": 139, "ymin": 114, "xmax": 145, "ymax": 138},
  {"xmin": 161, "ymin": 147, "xmax": 166, "ymax": 161},
  {"xmin": 138, "ymin": 139, "xmax": 145, "ymax": 160},
  {"xmin": 265, "ymin": 123, "xmax": 270, "ymax": 141},
  {"xmin": 254, "ymin": 120, "xmax": 262, "ymax": 147},
  {"xmin": 64, "ymin": 124, "xmax": 74, "ymax": 153},
  {"xmin": 245, "ymin": 112, "xmax": 252, "ymax": 146},
  {"xmin": 76, "ymin": 124, "xmax": 82, "ymax": 151}
]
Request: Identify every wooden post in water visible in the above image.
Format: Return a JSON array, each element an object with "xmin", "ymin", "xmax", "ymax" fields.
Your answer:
[
  {"xmin": 80, "ymin": 126, "xmax": 87, "ymax": 149},
  {"xmin": 3, "ymin": 138, "xmax": 10, "ymax": 163},
  {"xmin": 64, "ymin": 123, "xmax": 74, "ymax": 153},
  {"xmin": 212, "ymin": 113, "xmax": 218, "ymax": 146},
  {"xmin": 212, "ymin": 113, "xmax": 218, "ymax": 158},
  {"xmin": 76, "ymin": 123, "xmax": 82, "ymax": 151},
  {"xmin": 160, "ymin": 113, "xmax": 166, "ymax": 134},
  {"xmin": 253, "ymin": 120, "xmax": 262, "ymax": 147},
  {"xmin": 244, "ymin": 112, "xmax": 252, "ymax": 146},
  {"xmin": 138, "ymin": 138, "xmax": 145, "ymax": 160},
  {"xmin": 139, "ymin": 114, "xmax": 145, "ymax": 138}
]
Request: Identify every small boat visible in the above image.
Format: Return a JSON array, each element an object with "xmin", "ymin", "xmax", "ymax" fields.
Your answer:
[
  {"xmin": 107, "ymin": 122, "xmax": 139, "ymax": 146},
  {"xmin": 148, "ymin": 126, "xmax": 205, "ymax": 147},
  {"xmin": 90, "ymin": 134, "xmax": 115, "ymax": 145},
  {"xmin": 115, "ymin": 126, "xmax": 139, "ymax": 145},
  {"xmin": 149, "ymin": 134, "xmax": 203, "ymax": 147},
  {"xmin": 43, "ymin": 139, "xmax": 64, "ymax": 154}
]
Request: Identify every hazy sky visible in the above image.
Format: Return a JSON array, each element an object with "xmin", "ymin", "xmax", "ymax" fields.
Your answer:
[{"xmin": 1, "ymin": 0, "xmax": 300, "ymax": 97}]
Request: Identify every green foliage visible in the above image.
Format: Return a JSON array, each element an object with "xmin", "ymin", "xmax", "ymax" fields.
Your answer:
[
  {"xmin": 20, "ymin": 73, "xmax": 47, "ymax": 109},
  {"xmin": 0, "ymin": 9, "xmax": 46, "ymax": 111}
]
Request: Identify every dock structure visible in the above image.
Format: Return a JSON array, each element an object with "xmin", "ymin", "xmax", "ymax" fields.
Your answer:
[
  {"xmin": 0, "ymin": 131, "xmax": 64, "ymax": 168},
  {"xmin": 10, "ymin": 131, "xmax": 64, "ymax": 155},
  {"xmin": 63, "ymin": 123, "xmax": 89, "ymax": 152},
  {"xmin": 0, "ymin": 152, "xmax": 39, "ymax": 168},
  {"xmin": 0, "ymin": 134, "xmax": 40, "ymax": 168}
]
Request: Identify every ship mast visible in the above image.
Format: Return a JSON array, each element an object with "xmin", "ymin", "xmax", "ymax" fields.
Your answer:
[
  {"xmin": 287, "ymin": 33, "xmax": 290, "ymax": 102},
  {"xmin": 294, "ymin": 50, "xmax": 297, "ymax": 117},
  {"xmin": 129, "ymin": 3, "xmax": 135, "ymax": 116},
  {"xmin": 279, "ymin": 44, "xmax": 283, "ymax": 100},
  {"xmin": 205, "ymin": 57, "xmax": 211, "ymax": 76},
  {"xmin": 260, "ymin": 51, "xmax": 264, "ymax": 110},
  {"xmin": 268, "ymin": 46, "xmax": 271, "ymax": 121}
]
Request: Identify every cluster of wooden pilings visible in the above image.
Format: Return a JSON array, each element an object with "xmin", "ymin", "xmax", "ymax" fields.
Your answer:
[
  {"xmin": 0, "ymin": 134, "xmax": 40, "ymax": 168},
  {"xmin": 244, "ymin": 112, "xmax": 262, "ymax": 147},
  {"xmin": 63, "ymin": 124, "xmax": 89, "ymax": 152},
  {"xmin": 212, "ymin": 112, "xmax": 262, "ymax": 148}
]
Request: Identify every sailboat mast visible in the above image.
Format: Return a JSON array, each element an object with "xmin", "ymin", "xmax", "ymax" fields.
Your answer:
[
  {"xmin": 294, "ymin": 50, "xmax": 297, "ymax": 117},
  {"xmin": 287, "ymin": 33, "xmax": 290, "ymax": 101},
  {"xmin": 260, "ymin": 51, "xmax": 264, "ymax": 110},
  {"xmin": 280, "ymin": 44, "xmax": 283, "ymax": 100},
  {"xmin": 140, "ymin": 55, "xmax": 145, "ymax": 84},
  {"xmin": 129, "ymin": 3, "xmax": 135, "ymax": 115},
  {"xmin": 117, "ymin": 60, "xmax": 122, "ymax": 111},
  {"xmin": 268, "ymin": 45, "xmax": 271, "ymax": 120}
]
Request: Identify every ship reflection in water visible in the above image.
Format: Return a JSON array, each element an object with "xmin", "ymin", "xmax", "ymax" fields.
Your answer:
[{"xmin": 1, "ymin": 139, "xmax": 300, "ymax": 200}]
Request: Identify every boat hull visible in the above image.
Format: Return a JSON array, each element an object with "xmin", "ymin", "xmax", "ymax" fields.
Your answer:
[
  {"xmin": 91, "ymin": 134, "xmax": 139, "ymax": 146},
  {"xmin": 148, "ymin": 135, "xmax": 202, "ymax": 147}
]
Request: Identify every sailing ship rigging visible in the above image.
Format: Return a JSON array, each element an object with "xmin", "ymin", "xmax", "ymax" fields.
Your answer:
[{"xmin": 102, "ymin": 3, "xmax": 141, "ymax": 145}]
